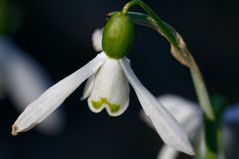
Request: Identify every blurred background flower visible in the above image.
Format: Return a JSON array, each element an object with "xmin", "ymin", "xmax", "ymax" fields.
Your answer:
[
  {"xmin": 140, "ymin": 94, "xmax": 203, "ymax": 159},
  {"xmin": 0, "ymin": 37, "xmax": 66, "ymax": 135},
  {"xmin": 140, "ymin": 94, "xmax": 239, "ymax": 159},
  {"xmin": 0, "ymin": 0, "xmax": 238, "ymax": 159}
]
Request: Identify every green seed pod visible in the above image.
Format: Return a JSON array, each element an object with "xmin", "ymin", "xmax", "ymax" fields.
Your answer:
[{"xmin": 102, "ymin": 12, "xmax": 134, "ymax": 59}]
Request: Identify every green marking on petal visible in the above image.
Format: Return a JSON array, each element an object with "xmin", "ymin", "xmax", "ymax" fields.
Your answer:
[
  {"xmin": 91, "ymin": 100, "xmax": 102, "ymax": 109},
  {"xmin": 91, "ymin": 98, "xmax": 120, "ymax": 113},
  {"xmin": 109, "ymin": 104, "xmax": 120, "ymax": 113}
]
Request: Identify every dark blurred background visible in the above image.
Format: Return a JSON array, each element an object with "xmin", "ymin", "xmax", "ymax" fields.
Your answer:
[{"xmin": 0, "ymin": 0, "xmax": 239, "ymax": 158}]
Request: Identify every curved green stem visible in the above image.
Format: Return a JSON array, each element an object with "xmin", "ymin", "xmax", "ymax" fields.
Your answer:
[
  {"xmin": 122, "ymin": 1, "xmax": 214, "ymax": 120},
  {"xmin": 190, "ymin": 61, "xmax": 214, "ymax": 121},
  {"xmin": 122, "ymin": 0, "xmax": 178, "ymax": 50},
  {"xmin": 122, "ymin": 0, "xmax": 140, "ymax": 14}
]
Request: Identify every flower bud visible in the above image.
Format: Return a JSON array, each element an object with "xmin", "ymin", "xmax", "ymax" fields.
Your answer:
[{"xmin": 102, "ymin": 12, "xmax": 134, "ymax": 59}]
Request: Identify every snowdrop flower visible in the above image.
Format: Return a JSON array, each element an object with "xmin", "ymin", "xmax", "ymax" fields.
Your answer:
[
  {"xmin": 0, "ymin": 37, "xmax": 65, "ymax": 135},
  {"xmin": 12, "ymin": 12, "xmax": 194, "ymax": 155},
  {"xmin": 141, "ymin": 94, "xmax": 239, "ymax": 159}
]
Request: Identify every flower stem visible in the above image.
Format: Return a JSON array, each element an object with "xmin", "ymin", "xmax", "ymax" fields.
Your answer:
[
  {"xmin": 190, "ymin": 61, "xmax": 214, "ymax": 121},
  {"xmin": 123, "ymin": 0, "xmax": 178, "ymax": 48},
  {"xmin": 122, "ymin": 0, "xmax": 140, "ymax": 14}
]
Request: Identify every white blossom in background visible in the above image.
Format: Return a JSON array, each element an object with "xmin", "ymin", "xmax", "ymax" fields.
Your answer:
[
  {"xmin": 0, "ymin": 37, "xmax": 65, "ymax": 135},
  {"xmin": 140, "ymin": 94, "xmax": 203, "ymax": 159},
  {"xmin": 140, "ymin": 94, "xmax": 239, "ymax": 159},
  {"xmin": 11, "ymin": 29, "xmax": 194, "ymax": 155}
]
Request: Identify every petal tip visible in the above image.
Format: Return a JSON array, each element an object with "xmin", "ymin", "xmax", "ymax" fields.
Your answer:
[
  {"xmin": 178, "ymin": 141, "xmax": 195, "ymax": 156},
  {"xmin": 11, "ymin": 125, "xmax": 19, "ymax": 136},
  {"xmin": 186, "ymin": 146, "xmax": 195, "ymax": 156}
]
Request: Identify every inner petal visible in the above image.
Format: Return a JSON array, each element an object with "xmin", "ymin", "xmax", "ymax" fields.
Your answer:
[{"xmin": 87, "ymin": 56, "xmax": 130, "ymax": 117}]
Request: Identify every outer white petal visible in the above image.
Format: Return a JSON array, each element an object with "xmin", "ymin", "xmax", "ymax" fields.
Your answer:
[
  {"xmin": 158, "ymin": 95, "xmax": 205, "ymax": 157},
  {"xmin": 157, "ymin": 145, "xmax": 178, "ymax": 159},
  {"xmin": 120, "ymin": 58, "xmax": 194, "ymax": 155},
  {"xmin": 92, "ymin": 29, "xmax": 103, "ymax": 52},
  {"xmin": 141, "ymin": 94, "xmax": 202, "ymax": 135},
  {"xmin": 158, "ymin": 95, "xmax": 205, "ymax": 158},
  {"xmin": 87, "ymin": 55, "xmax": 129, "ymax": 116},
  {"xmin": 0, "ymin": 38, "xmax": 66, "ymax": 135},
  {"xmin": 12, "ymin": 52, "xmax": 106, "ymax": 135}
]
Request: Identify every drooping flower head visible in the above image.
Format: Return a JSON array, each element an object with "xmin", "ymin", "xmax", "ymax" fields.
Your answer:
[{"xmin": 12, "ymin": 11, "xmax": 194, "ymax": 155}]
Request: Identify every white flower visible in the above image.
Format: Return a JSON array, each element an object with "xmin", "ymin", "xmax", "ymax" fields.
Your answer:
[
  {"xmin": 141, "ymin": 94, "xmax": 239, "ymax": 159},
  {"xmin": 82, "ymin": 57, "xmax": 130, "ymax": 116},
  {"xmin": 0, "ymin": 37, "xmax": 65, "ymax": 135},
  {"xmin": 12, "ymin": 29, "xmax": 194, "ymax": 155}
]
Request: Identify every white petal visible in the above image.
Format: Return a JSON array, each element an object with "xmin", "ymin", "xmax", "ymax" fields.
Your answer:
[
  {"xmin": 0, "ymin": 37, "xmax": 65, "ymax": 135},
  {"xmin": 92, "ymin": 29, "xmax": 103, "ymax": 52},
  {"xmin": 87, "ymin": 55, "xmax": 129, "ymax": 116},
  {"xmin": 81, "ymin": 74, "xmax": 95, "ymax": 100},
  {"xmin": 120, "ymin": 58, "xmax": 194, "ymax": 155},
  {"xmin": 12, "ymin": 52, "xmax": 106, "ymax": 135},
  {"xmin": 157, "ymin": 145, "xmax": 179, "ymax": 159},
  {"xmin": 141, "ymin": 95, "xmax": 204, "ymax": 158},
  {"xmin": 159, "ymin": 95, "xmax": 205, "ymax": 157},
  {"xmin": 141, "ymin": 94, "xmax": 202, "ymax": 135}
]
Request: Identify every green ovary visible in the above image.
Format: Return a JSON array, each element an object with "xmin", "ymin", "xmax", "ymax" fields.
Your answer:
[{"xmin": 91, "ymin": 98, "xmax": 120, "ymax": 113}]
